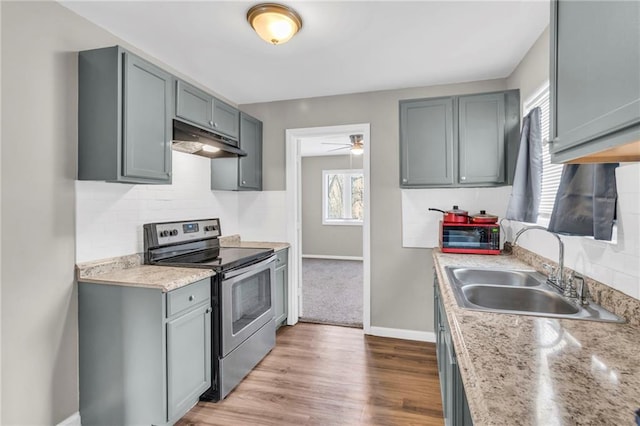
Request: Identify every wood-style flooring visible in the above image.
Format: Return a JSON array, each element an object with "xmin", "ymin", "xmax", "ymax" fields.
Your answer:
[{"xmin": 176, "ymin": 323, "xmax": 444, "ymax": 426}]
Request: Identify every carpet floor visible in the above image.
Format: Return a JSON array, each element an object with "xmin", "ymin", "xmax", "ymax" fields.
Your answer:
[{"xmin": 300, "ymin": 258, "xmax": 363, "ymax": 328}]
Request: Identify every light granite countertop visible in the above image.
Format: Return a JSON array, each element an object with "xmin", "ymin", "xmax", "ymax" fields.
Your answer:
[
  {"xmin": 76, "ymin": 254, "xmax": 214, "ymax": 292},
  {"xmin": 219, "ymin": 234, "xmax": 290, "ymax": 252},
  {"xmin": 433, "ymin": 250, "xmax": 640, "ymax": 426}
]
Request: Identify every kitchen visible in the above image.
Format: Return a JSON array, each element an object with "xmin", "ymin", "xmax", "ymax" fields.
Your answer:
[{"xmin": 2, "ymin": 1, "xmax": 640, "ymax": 426}]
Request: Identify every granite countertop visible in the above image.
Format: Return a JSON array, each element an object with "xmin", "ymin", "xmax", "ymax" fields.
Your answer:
[
  {"xmin": 219, "ymin": 234, "xmax": 290, "ymax": 252},
  {"xmin": 433, "ymin": 250, "xmax": 640, "ymax": 425},
  {"xmin": 76, "ymin": 254, "xmax": 214, "ymax": 292}
]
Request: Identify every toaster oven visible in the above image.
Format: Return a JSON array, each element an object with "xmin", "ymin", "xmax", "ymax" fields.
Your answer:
[{"xmin": 439, "ymin": 222, "xmax": 501, "ymax": 255}]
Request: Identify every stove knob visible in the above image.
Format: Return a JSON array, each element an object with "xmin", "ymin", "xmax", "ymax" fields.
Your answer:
[
  {"xmin": 204, "ymin": 226, "xmax": 211, "ymax": 232},
  {"xmin": 160, "ymin": 230, "xmax": 169, "ymax": 238},
  {"xmin": 170, "ymin": 229, "xmax": 178, "ymax": 236}
]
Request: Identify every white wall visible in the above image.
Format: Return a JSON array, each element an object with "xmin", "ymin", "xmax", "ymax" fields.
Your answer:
[
  {"xmin": 76, "ymin": 152, "xmax": 288, "ymax": 262},
  {"xmin": 506, "ymin": 27, "xmax": 640, "ymax": 300}
]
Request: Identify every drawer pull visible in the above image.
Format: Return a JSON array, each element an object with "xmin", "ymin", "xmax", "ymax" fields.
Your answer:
[{"xmin": 188, "ymin": 295, "xmax": 195, "ymax": 302}]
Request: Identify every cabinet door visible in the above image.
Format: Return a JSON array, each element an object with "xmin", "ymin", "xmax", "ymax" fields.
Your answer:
[
  {"xmin": 166, "ymin": 304, "xmax": 211, "ymax": 421},
  {"xmin": 400, "ymin": 98, "xmax": 455, "ymax": 186},
  {"xmin": 212, "ymin": 98, "xmax": 240, "ymax": 140},
  {"xmin": 551, "ymin": 0, "xmax": 640, "ymax": 156},
  {"xmin": 238, "ymin": 112, "xmax": 263, "ymax": 190},
  {"xmin": 122, "ymin": 52, "xmax": 172, "ymax": 182},
  {"xmin": 176, "ymin": 80, "xmax": 214, "ymax": 129},
  {"xmin": 458, "ymin": 93, "xmax": 505, "ymax": 185}
]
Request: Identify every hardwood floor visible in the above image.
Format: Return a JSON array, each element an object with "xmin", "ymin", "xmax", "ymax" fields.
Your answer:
[{"xmin": 176, "ymin": 323, "xmax": 444, "ymax": 426}]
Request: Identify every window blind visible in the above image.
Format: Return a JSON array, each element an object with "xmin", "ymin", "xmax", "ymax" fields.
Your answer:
[{"xmin": 524, "ymin": 83, "xmax": 563, "ymax": 216}]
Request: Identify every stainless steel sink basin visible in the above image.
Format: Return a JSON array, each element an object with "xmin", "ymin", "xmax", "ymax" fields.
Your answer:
[
  {"xmin": 444, "ymin": 267, "xmax": 625, "ymax": 323},
  {"xmin": 451, "ymin": 267, "xmax": 542, "ymax": 287},
  {"xmin": 462, "ymin": 285, "xmax": 579, "ymax": 315}
]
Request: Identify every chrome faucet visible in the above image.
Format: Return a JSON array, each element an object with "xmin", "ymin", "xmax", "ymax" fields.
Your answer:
[{"xmin": 512, "ymin": 225, "xmax": 565, "ymax": 291}]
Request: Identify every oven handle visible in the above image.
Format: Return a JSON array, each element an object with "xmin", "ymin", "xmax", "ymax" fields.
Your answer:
[{"xmin": 222, "ymin": 254, "xmax": 276, "ymax": 280}]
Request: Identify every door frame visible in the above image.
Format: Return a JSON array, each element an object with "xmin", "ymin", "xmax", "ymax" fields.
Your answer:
[{"xmin": 285, "ymin": 123, "xmax": 371, "ymax": 333}]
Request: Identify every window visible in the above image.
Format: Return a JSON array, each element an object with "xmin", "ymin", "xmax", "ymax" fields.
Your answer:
[
  {"xmin": 322, "ymin": 169, "xmax": 363, "ymax": 225},
  {"xmin": 524, "ymin": 83, "xmax": 563, "ymax": 218}
]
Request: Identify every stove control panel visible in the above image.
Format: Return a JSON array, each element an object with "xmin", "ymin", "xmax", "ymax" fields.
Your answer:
[{"xmin": 153, "ymin": 218, "xmax": 221, "ymax": 245}]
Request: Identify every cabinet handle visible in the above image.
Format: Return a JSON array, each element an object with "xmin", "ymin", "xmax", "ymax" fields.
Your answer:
[
  {"xmin": 402, "ymin": 178, "xmax": 407, "ymax": 183},
  {"xmin": 213, "ymin": 122, "xmax": 218, "ymax": 128},
  {"xmin": 188, "ymin": 295, "xmax": 195, "ymax": 302},
  {"xmin": 209, "ymin": 120, "xmax": 214, "ymax": 126},
  {"xmin": 276, "ymin": 258, "xmax": 281, "ymax": 263},
  {"xmin": 205, "ymin": 308, "xmax": 212, "ymax": 314},
  {"xmin": 460, "ymin": 176, "xmax": 466, "ymax": 181},
  {"xmin": 242, "ymin": 180, "xmax": 246, "ymax": 185}
]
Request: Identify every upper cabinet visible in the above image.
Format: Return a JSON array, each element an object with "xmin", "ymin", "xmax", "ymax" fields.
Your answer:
[
  {"xmin": 176, "ymin": 80, "xmax": 240, "ymax": 141},
  {"xmin": 400, "ymin": 90, "xmax": 519, "ymax": 188},
  {"xmin": 211, "ymin": 112, "xmax": 263, "ymax": 191},
  {"xmin": 78, "ymin": 46, "xmax": 173, "ymax": 184},
  {"xmin": 458, "ymin": 93, "xmax": 506, "ymax": 185},
  {"xmin": 400, "ymin": 98, "xmax": 455, "ymax": 186},
  {"xmin": 550, "ymin": 0, "xmax": 640, "ymax": 163}
]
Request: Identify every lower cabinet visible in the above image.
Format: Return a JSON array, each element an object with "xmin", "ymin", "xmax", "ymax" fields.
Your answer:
[
  {"xmin": 434, "ymin": 273, "xmax": 473, "ymax": 426},
  {"xmin": 79, "ymin": 279, "xmax": 212, "ymax": 426},
  {"xmin": 274, "ymin": 248, "xmax": 289, "ymax": 328}
]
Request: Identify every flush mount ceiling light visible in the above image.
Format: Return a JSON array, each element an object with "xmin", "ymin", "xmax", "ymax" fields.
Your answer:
[
  {"xmin": 350, "ymin": 134, "xmax": 364, "ymax": 156},
  {"xmin": 247, "ymin": 3, "xmax": 303, "ymax": 45}
]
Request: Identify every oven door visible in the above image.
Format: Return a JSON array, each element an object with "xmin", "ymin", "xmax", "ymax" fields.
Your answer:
[{"xmin": 220, "ymin": 255, "xmax": 276, "ymax": 357}]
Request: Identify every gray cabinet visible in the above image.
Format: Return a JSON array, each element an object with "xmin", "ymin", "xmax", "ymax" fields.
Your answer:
[
  {"xmin": 79, "ymin": 279, "xmax": 212, "ymax": 426},
  {"xmin": 176, "ymin": 80, "xmax": 240, "ymax": 141},
  {"xmin": 79, "ymin": 46, "xmax": 172, "ymax": 184},
  {"xmin": 550, "ymin": 0, "xmax": 640, "ymax": 163},
  {"xmin": 274, "ymin": 248, "xmax": 289, "ymax": 328},
  {"xmin": 400, "ymin": 98, "xmax": 455, "ymax": 186},
  {"xmin": 434, "ymin": 273, "xmax": 473, "ymax": 426},
  {"xmin": 400, "ymin": 90, "xmax": 519, "ymax": 188},
  {"xmin": 458, "ymin": 93, "xmax": 505, "ymax": 185},
  {"xmin": 211, "ymin": 112, "xmax": 263, "ymax": 191}
]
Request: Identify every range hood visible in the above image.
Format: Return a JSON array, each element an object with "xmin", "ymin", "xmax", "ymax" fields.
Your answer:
[{"xmin": 172, "ymin": 119, "xmax": 247, "ymax": 159}]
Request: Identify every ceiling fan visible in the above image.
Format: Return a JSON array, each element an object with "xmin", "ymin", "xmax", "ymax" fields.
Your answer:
[{"xmin": 321, "ymin": 134, "xmax": 364, "ymax": 155}]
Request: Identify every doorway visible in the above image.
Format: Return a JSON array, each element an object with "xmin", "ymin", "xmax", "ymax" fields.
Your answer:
[{"xmin": 285, "ymin": 124, "xmax": 371, "ymax": 333}]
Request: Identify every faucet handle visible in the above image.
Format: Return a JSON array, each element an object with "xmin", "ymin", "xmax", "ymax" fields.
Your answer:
[{"xmin": 542, "ymin": 263, "xmax": 556, "ymax": 279}]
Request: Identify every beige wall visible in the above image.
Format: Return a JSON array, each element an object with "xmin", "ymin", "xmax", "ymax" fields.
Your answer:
[
  {"xmin": 241, "ymin": 79, "xmax": 507, "ymax": 331},
  {"xmin": 301, "ymin": 155, "xmax": 363, "ymax": 257},
  {"xmin": 507, "ymin": 26, "xmax": 550, "ymax": 106}
]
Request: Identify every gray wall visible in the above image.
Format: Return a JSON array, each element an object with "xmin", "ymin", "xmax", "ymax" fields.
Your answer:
[
  {"xmin": 0, "ymin": 2, "xmax": 233, "ymax": 424},
  {"xmin": 301, "ymin": 155, "xmax": 363, "ymax": 257},
  {"xmin": 241, "ymin": 79, "xmax": 508, "ymax": 331},
  {"xmin": 507, "ymin": 27, "xmax": 550, "ymax": 108}
]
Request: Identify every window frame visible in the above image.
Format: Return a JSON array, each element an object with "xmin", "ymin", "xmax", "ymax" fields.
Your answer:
[{"xmin": 322, "ymin": 169, "xmax": 364, "ymax": 226}]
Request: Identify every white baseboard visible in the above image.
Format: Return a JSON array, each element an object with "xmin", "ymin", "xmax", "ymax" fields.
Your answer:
[
  {"xmin": 57, "ymin": 412, "xmax": 81, "ymax": 426},
  {"xmin": 302, "ymin": 254, "xmax": 363, "ymax": 261},
  {"xmin": 368, "ymin": 326, "xmax": 436, "ymax": 343}
]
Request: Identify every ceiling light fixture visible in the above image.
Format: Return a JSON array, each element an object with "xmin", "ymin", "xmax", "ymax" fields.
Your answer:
[
  {"xmin": 247, "ymin": 3, "xmax": 303, "ymax": 45},
  {"xmin": 350, "ymin": 134, "xmax": 364, "ymax": 156}
]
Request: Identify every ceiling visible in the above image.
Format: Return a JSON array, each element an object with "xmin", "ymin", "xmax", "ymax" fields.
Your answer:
[{"xmin": 60, "ymin": 1, "xmax": 549, "ymax": 105}]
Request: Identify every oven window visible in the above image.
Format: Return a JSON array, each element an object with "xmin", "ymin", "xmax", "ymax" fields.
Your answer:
[
  {"xmin": 231, "ymin": 268, "xmax": 272, "ymax": 334},
  {"xmin": 442, "ymin": 227, "xmax": 497, "ymax": 249}
]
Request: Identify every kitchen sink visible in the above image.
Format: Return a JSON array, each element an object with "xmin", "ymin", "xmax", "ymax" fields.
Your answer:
[
  {"xmin": 462, "ymin": 285, "xmax": 579, "ymax": 315},
  {"xmin": 451, "ymin": 267, "xmax": 542, "ymax": 287},
  {"xmin": 444, "ymin": 267, "xmax": 625, "ymax": 323}
]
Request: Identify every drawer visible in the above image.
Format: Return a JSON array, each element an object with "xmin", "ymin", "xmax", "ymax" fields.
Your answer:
[
  {"xmin": 167, "ymin": 279, "xmax": 210, "ymax": 317},
  {"xmin": 275, "ymin": 249, "xmax": 288, "ymax": 267}
]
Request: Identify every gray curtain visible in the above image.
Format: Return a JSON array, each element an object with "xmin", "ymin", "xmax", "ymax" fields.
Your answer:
[
  {"xmin": 505, "ymin": 107, "xmax": 542, "ymax": 222},
  {"xmin": 548, "ymin": 163, "xmax": 618, "ymax": 240}
]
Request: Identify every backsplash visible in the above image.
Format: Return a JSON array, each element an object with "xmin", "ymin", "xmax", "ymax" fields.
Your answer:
[
  {"xmin": 504, "ymin": 163, "xmax": 640, "ymax": 300},
  {"xmin": 75, "ymin": 151, "xmax": 287, "ymax": 262},
  {"xmin": 401, "ymin": 186, "xmax": 512, "ymax": 248}
]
